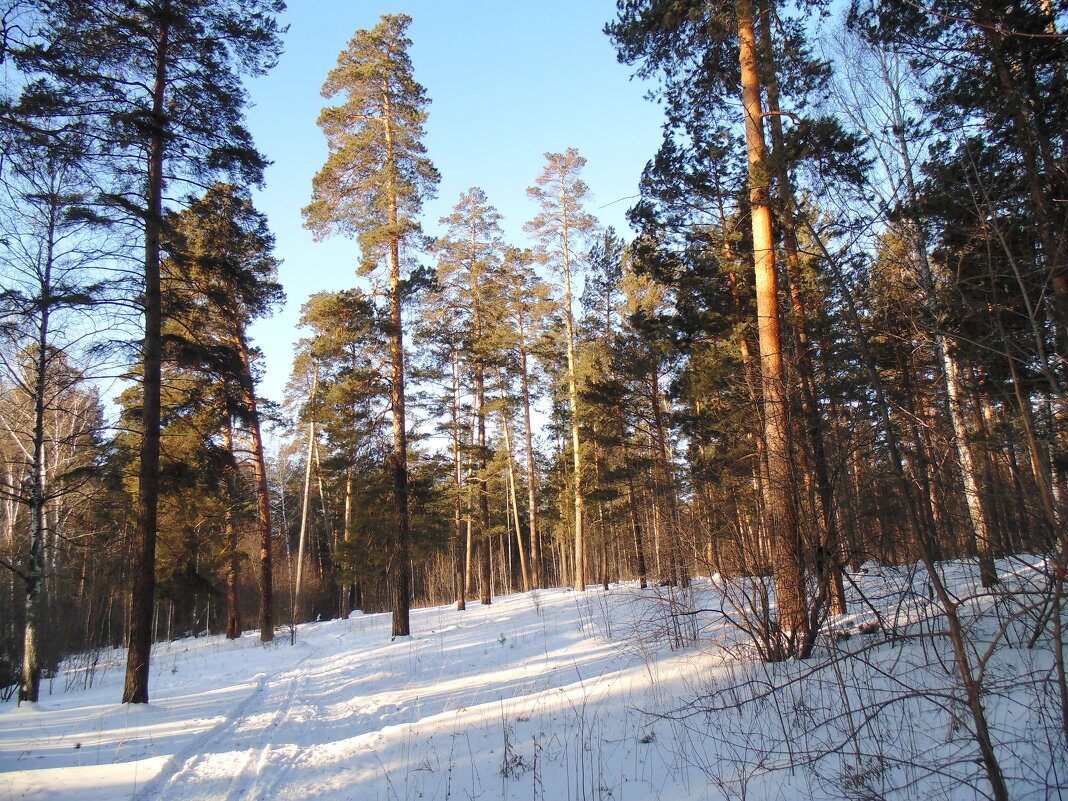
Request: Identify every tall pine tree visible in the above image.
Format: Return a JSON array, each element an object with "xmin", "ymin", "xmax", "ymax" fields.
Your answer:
[
  {"xmin": 19, "ymin": 0, "xmax": 284, "ymax": 702},
  {"xmin": 303, "ymin": 13, "xmax": 439, "ymax": 637},
  {"xmin": 434, "ymin": 188, "xmax": 506, "ymax": 605},
  {"xmin": 526, "ymin": 149, "xmax": 599, "ymax": 592}
]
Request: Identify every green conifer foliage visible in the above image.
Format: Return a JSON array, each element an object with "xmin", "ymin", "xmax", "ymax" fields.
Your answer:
[
  {"xmin": 526, "ymin": 149, "xmax": 599, "ymax": 591},
  {"xmin": 303, "ymin": 14, "xmax": 439, "ymax": 638},
  {"xmin": 20, "ymin": 0, "xmax": 284, "ymax": 703}
]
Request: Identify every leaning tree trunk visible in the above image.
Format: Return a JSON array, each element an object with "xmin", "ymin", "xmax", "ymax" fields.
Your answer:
[{"xmin": 387, "ymin": 237, "xmax": 411, "ymax": 636}]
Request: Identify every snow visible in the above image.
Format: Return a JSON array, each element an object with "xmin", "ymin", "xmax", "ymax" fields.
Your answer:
[{"xmin": 2, "ymin": 558, "xmax": 1066, "ymax": 800}]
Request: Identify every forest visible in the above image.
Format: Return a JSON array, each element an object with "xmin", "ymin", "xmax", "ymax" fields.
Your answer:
[{"xmin": 0, "ymin": 2, "xmax": 1065, "ymax": 796}]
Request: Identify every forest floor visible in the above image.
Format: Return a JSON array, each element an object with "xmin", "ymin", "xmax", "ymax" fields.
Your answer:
[{"xmin": 1, "ymin": 556, "xmax": 1065, "ymax": 801}]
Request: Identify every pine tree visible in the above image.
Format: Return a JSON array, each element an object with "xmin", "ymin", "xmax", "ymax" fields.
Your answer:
[
  {"xmin": 434, "ymin": 188, "xmax": 506, "ymax": 605},
  {"xmin": 161, "ymin": 183, "xmax": 283, "ymax": 642},
  {"xmin": 607, "ymin": 0, "xmax": 834, "ymax": 654},
  {"xmin": 303, "ymin": 13, "xmax": 439, "ymax": 636},
  {"xmin": 498, "ymin": 248, "xmax": 553, "ymax": 589},
  {"xmin": 17, "ymin": 0, "xmax": 284, "ymax": 703},
  {"xmin": 526, "ymin": 149, "xmax": 599, "ymax": 592}
]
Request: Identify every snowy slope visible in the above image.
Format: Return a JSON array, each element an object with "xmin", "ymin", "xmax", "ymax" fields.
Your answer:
[{"xmin": 2, "ymin": 559, "xmax": 1065, "ymax": 801}]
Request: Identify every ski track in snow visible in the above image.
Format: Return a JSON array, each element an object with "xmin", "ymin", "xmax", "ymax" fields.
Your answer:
[
  {"xmin": 114, "ymin": 593, "xmax": 635, "ymax": 801},
  {"xmin": 134, "ymin": 641, "xmax": 321, "ymax": 801},
  {"xmin": 4, "ymin": 561, "xmax": 1064, "ymax": 801}
]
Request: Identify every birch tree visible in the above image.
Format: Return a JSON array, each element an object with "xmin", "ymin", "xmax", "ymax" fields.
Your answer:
[{"xmin": 0, "ymin": 133, "xmax": 109, "ymax": 703}]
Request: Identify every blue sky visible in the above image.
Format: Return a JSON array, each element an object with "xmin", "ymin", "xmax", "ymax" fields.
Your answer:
[{"xmin": 244, "ymin": 1, "xmax": 666, "ymax": 406}]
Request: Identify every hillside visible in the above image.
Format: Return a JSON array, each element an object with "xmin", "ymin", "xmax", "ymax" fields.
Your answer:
[{"xmin": 2, "ymin": 557, "xmax": 1064, "ymax": 801}]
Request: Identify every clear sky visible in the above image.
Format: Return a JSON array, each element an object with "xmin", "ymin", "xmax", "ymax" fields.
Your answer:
[{"xmin": 243, "ymin": 1, "xmax": 666, "ymax": 406}]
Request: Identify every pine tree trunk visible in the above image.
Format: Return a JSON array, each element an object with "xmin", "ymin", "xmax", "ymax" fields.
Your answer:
[
  {"xmin": 238, "ymin": 340, "xmax": 274, "ymax": 642},
  {"xmin": 758, "ymin": 4, "xmax": 843, "ymax": 617},
  {"xmin": 726, "ymin": 267, "xmax": 774, "ymax": 575},
  {"xmin": 341, "ymin": 466, "xmax": 354, "ymax": 617},
  {"xmin": 776, "ymin": 227, "xmax": 842, "ymax": 596},
  {"xmin": 518, "ymin": 322, "xmax": 541, "ymax": 589},
  {"xmin": 561, "ymin": 214, "xmax": 585, "ymax": 591},
  {"xmin": 388, "ymin": 243, "xmax": 411, "ymax": 634},
  {"xmin": 475, "ymin": 359, "xmax": 492, "ymax": 606},
  {"xmin": 223, "ymin": 424, "xmax": 241, "ymax": 640},
  {"xmin": 451, "ymin": 355, "xmax": 466, "ymax": 610},
  {"xmin": 123, "ymin": 21, "xmax": 169, "ymax": 704},
  {"xmin": 736, "ymin": 0, "xmax": 807, "ymax": 651},
  {"xmin": 383, "ymin": 87, "xmax": 411, "ymax": 637}
]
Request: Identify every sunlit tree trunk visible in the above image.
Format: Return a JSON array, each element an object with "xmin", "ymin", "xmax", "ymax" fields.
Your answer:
[
  {"xmin": 736, "ymin": 0, "xmax": 807, "ymax": 649},
  {"xmin": 560, "ymin": 213, "xmax": 586, "ymax": 591},
  {"xmin": 517, "ymin": 313, "xmax": 542, "ymax": 589},
  {"xmin": 383, "ymin": 89, "xmax": 412, "ymax": 637},
  {"xmin": 238, "ymin": 341, "xmax": 275, "ymax": 642},
  {"xmin": 758, "ymin": 4, "xmax": 844, "ymax": 615},
  {"xmin": 223, "ymin": 423, "xmax": 241, "ymax": 640},
  {"xmin": 451, "ymin": 354, "xmax": 467, "ymax": 610}
]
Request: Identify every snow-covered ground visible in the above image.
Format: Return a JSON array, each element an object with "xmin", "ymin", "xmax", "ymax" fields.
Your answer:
[{"xmin": 2, "ymin": 558, "xmax": 1066, "ymax": 800}]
